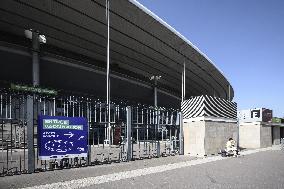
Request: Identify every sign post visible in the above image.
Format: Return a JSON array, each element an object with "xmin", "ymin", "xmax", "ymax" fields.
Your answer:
[{"xmin": 38, "ymin": 115, "xmax": 88, "ymax": 160}]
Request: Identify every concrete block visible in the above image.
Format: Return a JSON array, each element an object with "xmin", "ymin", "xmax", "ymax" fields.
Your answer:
[
  {"xmin": 260, "ymin": 125, "xmax": 272, "ymax": 148},
  {"xmin": 204, "ymin": 121, "xmax": 238, "ymax": 155},
  {"xmin": 183, "ymin": 121, "xmax": 205, "ymax": 156},
  {"xmin": 183, "ymin": 117, "xmax": 237, "ymax": 156},
  {"xmin": 239, "ymin": 124, "xmax": 260, "ymax": 149},
  {"xmin": 239, "ymin": 122, "xmax": 273, "ymax": 149}
]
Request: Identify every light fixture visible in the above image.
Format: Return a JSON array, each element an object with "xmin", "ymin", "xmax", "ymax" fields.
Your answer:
[{"xmin": 24, "ymin": 29, "xmax": 46, "ymax": 44}]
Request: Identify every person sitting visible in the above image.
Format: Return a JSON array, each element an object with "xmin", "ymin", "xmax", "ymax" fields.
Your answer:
[{"xmin": 226, "ymin": 138, "xmax": 238, "ymax": 157}]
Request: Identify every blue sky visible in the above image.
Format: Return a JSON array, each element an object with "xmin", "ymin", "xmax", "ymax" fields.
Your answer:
[{"xmin": 137, "ymin": 0, "xmax": 284, "ymax": 117}]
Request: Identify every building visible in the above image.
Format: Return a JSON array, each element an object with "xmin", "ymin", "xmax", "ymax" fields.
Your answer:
[
  {"xmin": 0, "ymin": 0, "xmax": 233, "ymax": 107},
  {"xmin": 0, "ymin": 0, "xmax": 235, "ymax": 175},
  {"xmin": 238, "ymin": 108, "xmax": 283, "ymax": 149}
]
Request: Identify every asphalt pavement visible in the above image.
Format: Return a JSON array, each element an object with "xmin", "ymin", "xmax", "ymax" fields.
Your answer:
[
  {"xmin": 95, "ymin": 147, "xmax": 284, "ymax": 189},
  {"xmin": 0, "ymin": 146, "xmax": 283, "ymax": 189}
]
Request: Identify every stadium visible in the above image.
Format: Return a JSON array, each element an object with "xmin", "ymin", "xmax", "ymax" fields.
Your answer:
[
  {"xmin": 0, "ymin": 0, "xmax": 234, "ymax": 175},
  {"xmin": 0, "ymin": 0, "xmax": 233, "ymax": 106}
]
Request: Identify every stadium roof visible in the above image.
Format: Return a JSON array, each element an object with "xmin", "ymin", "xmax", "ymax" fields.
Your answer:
[{"xmin": 0, "ymin": 0, "xmax": 234, "ymax": 101}]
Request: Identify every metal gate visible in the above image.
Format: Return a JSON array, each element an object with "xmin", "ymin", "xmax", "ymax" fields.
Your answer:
[{"xmin": 0, "ymin": 89, "xmax": 182, "ymax": 176}]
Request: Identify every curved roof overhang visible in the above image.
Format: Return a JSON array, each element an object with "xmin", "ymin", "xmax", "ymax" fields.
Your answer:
[{"xmin": 0, "ymin": 0, "xmax": 234, "ymax": 101}]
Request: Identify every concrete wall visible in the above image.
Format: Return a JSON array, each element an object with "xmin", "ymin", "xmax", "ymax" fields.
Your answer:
[
  {"xmin": 239, "ymin": 124, "xmax": 260, "ymax": 149},
  {"xmin": 260, "ymin": 125, "xmax": 272, "ymax": 148},
  {"xmin": 272, "ymin": 126, "xmax": 280, "ymax": 145},
  {"xmin": 239, "ymin": 123, "xmax": 272, "ymax": 149},
  {"xmin": 183, "ymin": 121, "xmax": 205, "ymax": 156},
  {"xmin": 183, "ymin": 117, "xmax": 237, "ymax": 156},
  {"xmin": 204, "ymin": 121, "xmax": 238, "ymax": 155}
]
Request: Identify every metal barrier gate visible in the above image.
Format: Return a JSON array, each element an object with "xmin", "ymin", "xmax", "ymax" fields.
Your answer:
[{"xmin": 0, "ymin": 89, "xmax": 182, "ymax": 176}]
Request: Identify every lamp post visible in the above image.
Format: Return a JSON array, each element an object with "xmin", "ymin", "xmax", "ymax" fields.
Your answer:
[
  {"xmin": 181, "ymin": 61, "xmax": 186, "ymax": 102},
  {"xmin": 25, "ymin": 29, "xmax": 46, "ymax": 87},
  {"xmin": 24, "ymin": 29, "xmax": 46, "ymax": 173},
  {"xmin": 105, "ymin": 0, "xmax": 111, "ymax": 145}
]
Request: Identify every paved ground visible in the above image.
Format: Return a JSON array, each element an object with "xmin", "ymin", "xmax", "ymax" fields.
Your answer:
[
  {"xmin": 0, "ymin": 142, "xmax": 173, "ymax": 172},
  {"xmin": 1, "ymin": 146, "xmax": 283, "ymax": 189}
]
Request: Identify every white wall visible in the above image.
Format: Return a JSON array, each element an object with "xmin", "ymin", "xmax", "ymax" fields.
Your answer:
[
  {"xmin": 239, "ymin": 123, "xmax": 260, "ymax": 149},
  {"xmin": 239, "ymin": 122, "xmax": 272, "ymax": 149},
  {"xmin": 183, "ymin": 121, "xmax": 205, "ymax": 156}
]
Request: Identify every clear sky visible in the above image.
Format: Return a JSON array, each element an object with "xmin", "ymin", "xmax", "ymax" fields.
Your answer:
[{"xmin": 137, "ymin": 0, "xmax": 284, "ymax": 117}]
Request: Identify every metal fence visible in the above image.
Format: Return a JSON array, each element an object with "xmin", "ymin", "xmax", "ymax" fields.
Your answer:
[{"xmin": 0, "ymin": 89, "xmax": 183, "ymax": 176}]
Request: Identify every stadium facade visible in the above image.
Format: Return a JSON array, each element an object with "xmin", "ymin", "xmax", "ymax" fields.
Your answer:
[
  {"xmin": 0, "ymin": 0, "xmax": 234, "ymax": 107},
  {"xmin": 0, "ymin": 0, "xmax": 235, "ymax": 175}
]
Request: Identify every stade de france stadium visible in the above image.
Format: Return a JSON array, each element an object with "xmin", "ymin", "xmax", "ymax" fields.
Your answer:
[
  {"xmin": 0, "ymin": 0, "xmax": 234, "ymax": 105},
  {"xmin": 0, "ymin": 0, "xmax": 236, "ymax": 176}
]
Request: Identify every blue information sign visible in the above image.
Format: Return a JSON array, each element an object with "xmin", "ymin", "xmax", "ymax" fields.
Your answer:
[{"xmin": 38, "ymin": 115, "xmax": 88, "ymax": 160}]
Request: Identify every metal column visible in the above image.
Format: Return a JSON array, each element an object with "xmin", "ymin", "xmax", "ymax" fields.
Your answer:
[
  {"xmin": 126, "ymin": 106, "xmax": 132, "ymax": 161},
  {"xmin": 183, "ymin": 61, "xmax": 186, "ymax": 99},
  {"xmin": 105, "ymin": 0, "xmax": 111, "ymax": 144},
  {"xmin": 180, "ymin": 61, "xmax": 185, "ymax": 155},
  {"xmin": 27, "ymin": 95, "xmax": 35, "ymax": 173},
  {"xmin": 156, "ymin": 109, "xmax": 160, "ymax": 157},
  {"xmin": 228, "ymin": 84, "xmax": 231, "ymax": 101},
  {"xmin": 181, "ymin": 70, "xmax": 184, "ymax": 102},
  {"xmin": 179, "ymin": 112, "xmax": 184, "ymax": 155},
  {"xmin": 151, "ymin": 76, "xmax": 160, "ymax": 107},
  {"xmin": 181, "ymin": 61, "xmax": 186, "ymax": 101},
  {"xmin": 237, "ymin": 118, "xmax": 240, "ymax": 149},
  {"xmin": 154, "ymin": 79, "xmax": 157, "ymax": 107},
  {"xmin": 32, "ymin": 31, "xmax": 40, "ymax": 87},
  {"xmin": 87, "ymin": 102, "xmax": 91, "ymax": 166}
]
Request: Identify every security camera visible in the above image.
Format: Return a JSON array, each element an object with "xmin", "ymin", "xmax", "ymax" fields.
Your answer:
[{"xmin": 24, "ymin": 29, "xmax": 46, "ymax": 44}]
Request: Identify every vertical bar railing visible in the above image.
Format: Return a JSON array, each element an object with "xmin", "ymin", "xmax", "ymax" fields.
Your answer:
[{"xmin": 0, "ymin": 90, "xmax": 182, "ymax": 176}]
